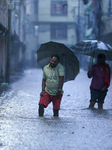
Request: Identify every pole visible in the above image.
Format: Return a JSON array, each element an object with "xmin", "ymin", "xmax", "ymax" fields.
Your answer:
[
  {"xmin": 76, "ymin": 0, "xmax": 82, "ymax": 68},
  {"xmin": 77, "ymin": 0, "xmax": 80, "ymax": 42},
  {"xmin": 97, "ymin": 0, "xmax": 102, "ymax": 41},
  {"xmin": 6, "ymin": 9, "xmax": 11, "ymax": 83}
]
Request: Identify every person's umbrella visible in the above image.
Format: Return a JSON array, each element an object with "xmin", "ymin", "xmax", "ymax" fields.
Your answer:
[
  {"xmin": 37, "ymin": 41, "xmax": 79, "ymax": 82},
  {"xmin": 70, "ymin": 40, "xmax": 112, "ymax": 60}
]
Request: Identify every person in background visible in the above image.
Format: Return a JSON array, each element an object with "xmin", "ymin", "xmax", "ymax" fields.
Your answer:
[
  {"xmin": 38, "ymin": 54, "xmax": 64, "ymax": 117},
  {"xmin": 87, "ymin": 53, "xmax": 111, "ymax": 109}
]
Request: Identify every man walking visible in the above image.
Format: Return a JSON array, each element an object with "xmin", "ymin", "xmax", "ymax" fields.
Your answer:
[
  {"xmin": 87, "ymin": 53, "xmax": 111, "ymax": 109},
  {"xmin": 38, "ymin": 54, "xmax": 64, "ymax": 117}
]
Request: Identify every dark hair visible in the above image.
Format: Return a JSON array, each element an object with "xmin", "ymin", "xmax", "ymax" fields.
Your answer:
[
  {"xmin": 97, "ymin": 53, "xmax": 106, "ymax": 60},
  {"xmin": 51, "ymin": 54, "xmax": 60, "ymax": 61}
]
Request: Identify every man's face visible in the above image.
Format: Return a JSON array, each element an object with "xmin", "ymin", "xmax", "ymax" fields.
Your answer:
[
  {"xmin": 97, "ymin": 58, "xmax": 105, "ymax": 65},
  {"xmin": 50, "ymin": 56, "xmax": 58, "ymax": 68}
]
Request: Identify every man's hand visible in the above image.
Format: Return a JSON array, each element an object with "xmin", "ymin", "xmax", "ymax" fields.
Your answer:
[
  {"xmin": 40, "ymin": 90, "xmax": 45, "ymax": 97},
  {"xmin": 87, "ymin": 67, "xmax": 93, "ymax": 78},
  {"xmin": 56, "ymin": 91, "xmax": 62, "ymax": 98},
  {"xmin": 101, "ymin": 86, "xmax": 107, "ymax": 92},
  {"xmin": 89, "ymin": 67, "xmax": 93, "ymax": 72}
]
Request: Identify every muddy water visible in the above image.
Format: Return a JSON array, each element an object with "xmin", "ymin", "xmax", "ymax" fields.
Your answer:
[{"xmin": 0, "ymin": 69, "xmax": 112, "ymax": 150}]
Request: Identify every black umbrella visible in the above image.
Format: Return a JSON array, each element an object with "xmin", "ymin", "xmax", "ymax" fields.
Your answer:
[{"xmin": 37, "ymin": 41, "xmax": 79, "ymax": 82}]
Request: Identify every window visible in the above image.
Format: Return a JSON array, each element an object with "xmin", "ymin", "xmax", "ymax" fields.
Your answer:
[
  {"xmin": 51, "ymin": 24, "xmax": 67, "ymax": 39},
  {"xmin": 51, "ymin": 1, "xmax": 67, "ymax": 16}
]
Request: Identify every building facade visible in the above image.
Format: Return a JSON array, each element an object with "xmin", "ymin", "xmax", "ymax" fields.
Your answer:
[
  {"xmin": 101, "ymin": 0, "xmax": 112, "ymax": 45},
  {"xmin": 0, "ymin": 0, "xmax": 8, "ymax": 83},
  {"xmin": 10, "ymin": 0, "xmax": 26, "ymax": 73},
  {"xmin": 25, "ymin": 0, "xmax": 85, "ymax": 67},
  {"xmin": 0, "ymin": 0, "xmax": 27, "ymax": 85},
  {"xmin": 85, "ymin": 0, "xmax": 112, "ymax": 44}
]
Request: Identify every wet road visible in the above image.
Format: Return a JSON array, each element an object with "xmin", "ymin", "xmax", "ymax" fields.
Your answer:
[{"xmin": 0, "ymin": 69, "xmax": 112, "ymax": 150}]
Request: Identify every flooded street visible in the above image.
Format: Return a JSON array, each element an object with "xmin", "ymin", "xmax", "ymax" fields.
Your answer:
[{"xmin": 0, "ymin": 69, "xmax": 112, "ymax": 150}]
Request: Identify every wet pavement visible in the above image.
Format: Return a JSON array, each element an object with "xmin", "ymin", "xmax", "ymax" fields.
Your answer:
[{"xmin": 0, "ymin": 69, "xmax": 112, "ymax": 150}]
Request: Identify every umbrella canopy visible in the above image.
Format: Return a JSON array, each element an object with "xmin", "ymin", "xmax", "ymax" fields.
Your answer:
[
  {"xmin": 70, "ymin": 40, "xmax": 112, "ymax": 60},
  {"xmin": 37, "ymin": 41, "xmax": 79, "ymax": 82}
]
